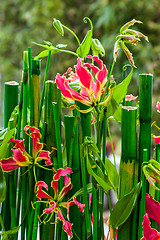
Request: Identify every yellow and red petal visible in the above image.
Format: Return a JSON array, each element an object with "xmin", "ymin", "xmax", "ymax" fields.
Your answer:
[
  {"xmin": 53, "ymin": 168, "xmax": 73, "ymax": 181},
  {"xmin": 36, "ymin": 151, "xmax": 52, "ymax": 165},
  {"xmin": 35, "ymin": 181, "xmax": 52, "ymax": 200},
  {"xmin": 51, "ymin": 179, "xmax": 58, "ymax": 196},
  {"xmin": 141, "ymin": 214, "xmax": 160, "ymax": 240},
  {"xmin": 75, "ymin": 58, "xmax": 93, "ymax": 92},
  {"xmin": 68, "ymin": 197, "xmax": 85, "ymax": 212},
  {"xmin": 12, "ymin": 149, "xmax": 30, "ymax": 166},
  {"xmin": 0, "ymin": 157, "xmax": 20, "ymax": 172},
  {"xmin": 44, "ymin": 201, "xmax": 58, "ymax": 214},
  {"xmin": 8, "ymin": 137, "xmax": 29, "ymax": 157},
  {"xmin": 56, "ymin": 74, "xmax": 90, "ymax": 105},
  {"xmin": 145, "ymin": 193, "xmax": 160, "ymax": 225},
  {"xmin": 58, "ymin": 176, "xmax": 72, "ymax": 200},
  {"xmin": 57, "ymin": 210, "xmax": 73, "ymax": 238}
]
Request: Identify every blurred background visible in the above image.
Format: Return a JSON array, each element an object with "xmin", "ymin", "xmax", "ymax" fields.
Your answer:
[{"xmin": 0, "ymin": 0, "xmax": 160, "ymax": 132}]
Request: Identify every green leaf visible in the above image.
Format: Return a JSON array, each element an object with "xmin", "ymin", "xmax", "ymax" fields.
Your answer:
[
  {"xmin": 0, "ymin": 128, "xmax": 15, "ymax": 160},
  {"xmin": 34, "ymin": 43, "xmax": 67, "ymax": 59},
  {"xmin": 91, "ymin": 38, "xmax": 105, "ymax": 56},
  {"xmin": 106, "ymin": 67, "xmax": 133, "ymax": 118},
  {"xmin": 86, "ymin": 154, "xmax": 113, "ymax": 193},
  {"xmin": 0, "ymin": 168, "xmax": 6, "ymax": 203},
  {"xmin": 76, "ymin": 30, "xmax": 92, "ymax": 58},
  {"xmin": 53, "ymin": 18, "xmax": 64, "ymax": 36},
  {"xmin": 0, "ymin": 226, "xmax": 20, "ymax": 238},
  {"xmin": 110, "ymin": 182, "xmax": 141, "ymax": 229},
  {"xmin": 0, "ymin": 128, "xmax": 8, "ymax": 143},
  {"xmin": 105, "ymin": 158, "xmax": 119, "ymax": 192}
]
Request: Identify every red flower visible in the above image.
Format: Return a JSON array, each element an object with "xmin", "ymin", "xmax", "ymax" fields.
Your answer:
[
  {"xmin": 0, "ymin": 126, "xmax": 52, "ymax": 172},
  {"xmin": 156, "ymin": 102, "xmax": 160, "ymax": 113},
  {"xmin": 35, "ymin": 168, "xmax": 85, "ymax": 238},
  {"xmin": 56, "ymin": 55, "xmax": 112, "ymax": 112},
  {"xmin": 141, "ymin": 194, "xmax": 160, "ymax": 240}
]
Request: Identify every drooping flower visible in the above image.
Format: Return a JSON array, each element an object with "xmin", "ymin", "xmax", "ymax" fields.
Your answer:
[
  {"xmin": 114, "ymin": 19, "xmax": 148, "ymax": 67},
  {"xmin": 35, "ymin": 168, "xmax": 85, "ymax": 238},
  {"xmin": 0, "ymin": 126, "xmax": 52, "ymax": 172},
  {"xmin": 141, "ymin": 194, "xmax": 160, "ymax": 240},
  {"xmin": 56, "ymin": 55, "xmax": 112, "ymax": 113}
]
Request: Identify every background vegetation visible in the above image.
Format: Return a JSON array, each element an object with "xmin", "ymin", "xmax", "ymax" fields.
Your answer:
[{"xmin": 0, "ymin": 0, "xmax": 160, "ymax": 128}]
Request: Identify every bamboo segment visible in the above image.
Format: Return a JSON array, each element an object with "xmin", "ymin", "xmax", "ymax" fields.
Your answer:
[
  {"xmin": 118, "ymin": 106, "xmax": 137, "ymax": 240},
  {"xmin": 64, "ymin": 116, "xmax": 82, "ymax": 240},
  {"xmin": 32, "ymin": 59, "xmax": 41, "ymax": 127},
  {"xmin": 139, "ymin": 74, "xmax": 153, "ymax": 167},
  {"xmin": 4, "ymin": 81, "xmax": 19, "ymax": 128}
]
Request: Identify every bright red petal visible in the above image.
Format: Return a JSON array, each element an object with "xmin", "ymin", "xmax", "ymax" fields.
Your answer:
[
  {"xmin": 12, "ymin": 149, "xmax": 30, "ymax": 166},
  {"xmin": 68, "ymin": 197, "xmax": 85, "ymax": 212},
  {"xmin": 56, "ymin": 74, "xmax": 90, "ymax": 105},
  {"xmin": 53, "ymin": 168, "xmax": 72, "ymax": 181},
  {"xmin": 57, "ymin": 210, "xmax": 73, "ymax": 238},
  {"xmin": 156, "ymin": 102, "xmax": 160, "ymax": 113},
  {"xmin": 75, "ymin": 58, "xmax": 93, "ymax": 92},
  {"xmin": 8, "ymin": 137, "xmax": 29, "ymax": 156},
  {"xmin": 44, "ymin": 201, "xmax": 58, "ymax": 214},
  {"xmin": 145, "ymin": 193, "xmax": 160, "ymax": 225},
  {"xmin": 141, "ymin": 214, "xmax": 160, "ymax": 240},
  {"xmin": 154, "ymin": 136, "xmax": 160, "ymax": 145},
  {"xmin": 51, "ymin": 179, "xmax": 58, "ymax": 196},
  {"xmin": 36, "ymin": 181, "xmax": 52, "ymax": 200},
  {"xmin": 58, "ymin": 176, "xmax": 72, "ymax": 200},
  {"xmin": 0, "ymin": 157, "xmax": 20, "ymax": 172},
  {"xmin": 36, "ymin": 151, "xmax": 52, "ymax": 165}
]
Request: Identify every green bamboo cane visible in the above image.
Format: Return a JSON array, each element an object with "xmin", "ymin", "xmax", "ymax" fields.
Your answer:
[
  {"xmin": 32, "ymin": 59, "xmax": 41, "ymax": 127},
  {"xmin": 28, "ymin": 47, "xmax": 34, "ymax": 126},
  {"xmin": 16, "ymin": 80, "xmax": 23, "ymax": 139},
  {"xmin": 138, "ymin": 149, "xmax": 147, "ymax": 239},
  {"xmin": 139, "ymin": 74, "xmax": 153, "ymax": 169},
  {"xmin": 2, "ymin": 81, "xmax": 19, "ymax": 231},
  {"xmin": 64, "ymin": 116, "xmax": 82, "ymax": 240},
  {"xmin": 39, "ymin": 50, "xmax": 51, "ymax": 127},
  {"xmin": 118, "ymin": 106, "xmax": 137, "ymax": 240}
]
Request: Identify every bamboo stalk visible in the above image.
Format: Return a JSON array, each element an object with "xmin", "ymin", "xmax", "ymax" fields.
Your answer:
[
  {"xmin": 64, "ymin": 116, "xmax": 82, "ymax": 240},
  {"xmin": 2, "ymin": 81, "xmax": 19, "ymax": 231},
  {"xmin": 139, "ymin": 74, "xmax": 153, "ymax": 168},
  {"xmin": 118, "ymin": 106, "xmax": 137, "ymax": 240},
  {"xmin": 28, "ymin": 47, "xmax": 34, "ymax": 126},
  {"xmin": 32, "ymin": 59, "xmax": 41, "ymax": 127}
]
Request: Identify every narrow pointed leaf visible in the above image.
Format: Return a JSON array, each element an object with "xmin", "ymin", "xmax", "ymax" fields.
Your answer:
[
  {"xmin": 76, "ymin": 30, "xmax": 92, "ymax": 58},
  {"xmin": 0, "ymin": 168, "xmax": 6, "ymax": 203},
  {"xmin": 110, "ymin": 182, "xmax": 141, "ymax": 229},
  {"xmin": 0, "ymin": 128, "xmax": 15, "ymax": 159}
]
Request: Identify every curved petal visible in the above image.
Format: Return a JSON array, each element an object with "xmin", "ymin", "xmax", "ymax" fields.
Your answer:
[
  {"xmin": 35, "ymin": 181, "xmax": 52, "ymax": 200},
  {"xmin": 36, "ymin": 151, "xmax": 52, "ymax": 165},
  {"xmin": 156, "ymin": 102, "xmax": 160, "ymax": 113},
  {"xmin": 24, "ymin": 126, "xmax": 43, "ymax": 157},
  {"xmin": 0, "ymin": 157, "xmax": 20, "ymax": 172},
  {"xmin": 75, "ymin": 58, "xmax": 93, "ymax": 93},
  {"xmin": 44, "ymin": 201, "xmax": 58, "ymax": 214},
  {"xmin": 58, "ymin": 176, "xmax": 72, "ymax": 200},
  {"xmin": 12, "ymin": 149, "xmax": 30, "ymax": 166},
  {"xmin": 67, "ymin": 197, "xmax": 85, "ymax": 212},
  {"xmin": 53, "ymin": 168, "xmax": 73, "ymax": 181},
  {"xmin": 57, "ymin": 210, "xmax": 73, "ymax": 238},
  {"xmin": 145, "ymin": 193, "xmax": 160, "ymax": 225},
  {"xmin": 8, "ymin": 137, "xmax": 29, "ymax": 157},
  {"xmin": 51, "ymin": 179, "xmax": 58, "ymax": 197},
  {"xmin": 154, "ymin": 136, "xmax": 160, "ymax": 145},
  {"xmin": 56, "ymin": 74, "xmax": 90, "ymax": 105},
  {"xmin": 141, "ymin": 214, "xmax": 160, "ymax": 240}
]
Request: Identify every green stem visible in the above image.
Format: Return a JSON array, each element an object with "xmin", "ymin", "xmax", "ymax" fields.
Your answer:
[
  {"xmin": 62, "ymin": 24, "xmax": 81, "ymax": 47},
  {"xmin": 107, "ymin": 119, "xmax": 116, "ymax": 167}
]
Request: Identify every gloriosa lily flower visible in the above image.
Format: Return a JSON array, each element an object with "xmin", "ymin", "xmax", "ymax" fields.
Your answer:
[
  {"xmin": 56, "ymin": 55, "xmax": 112, "ymax": 113},
  {"xmin": 157, "ymin": 101, "xmax": 160, "ymax": 113},
  {"xmin": 0, "ymin": 126, "xmax": 52, "ymax": 172},
  {"xmin": 114, "ymin": 19, "xmax": 148, "ymax": 67},
  {"xmin": 35, "ymin": 168, "xmax": 85, "ymax": 238},
  {"xmin": 141, "ymin": 193, "xmax": 160, "ymax": 240}
]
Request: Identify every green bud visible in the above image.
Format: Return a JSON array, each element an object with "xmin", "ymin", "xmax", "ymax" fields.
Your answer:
[
  {"xmin": 53, "ymin": 18, "xmax": 64, "ymax": 36},
  {"xmin": 91, "ymin": 38, "xmax": 105, "ymax": 57}
]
